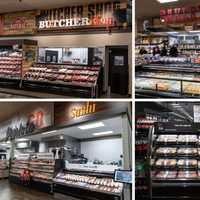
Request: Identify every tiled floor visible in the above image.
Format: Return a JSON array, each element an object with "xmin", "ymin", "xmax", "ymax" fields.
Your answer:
[{"xmin": 0, "ymin": 180, "xmax": 56, "ymax": 200}]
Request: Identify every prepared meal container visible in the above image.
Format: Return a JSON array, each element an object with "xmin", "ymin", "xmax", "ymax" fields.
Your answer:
[
  {"xmin": 177, "ymin": 148, "xmax": 197, "ymax": 155},
  {"xmin": 156, "ymin": 135, "xmax": 177, "ymax": 143},
  {"xmin": 177, "ymin": 135, "xmax": 197, "ymax": 143},
  {"xmin": 178, "ymin": 171, "xmax": 197, "ymax": 179},
  {"xmin": 156, "ymin": 147, "xmax": 177, "ymax": 155},
  {"xmin": 155, "ymin": 159, "xmax": 176, "ymax": 167},
  {"xmin": 155, "ymin": 171, "xmax": 177, "ymax": 179},
  {"xmin": 177, "ymin": 159, "xmax": 197, "ymax": 167}
]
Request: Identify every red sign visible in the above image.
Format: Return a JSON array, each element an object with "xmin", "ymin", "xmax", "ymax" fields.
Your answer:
[{"xmin": 160, "ymin": 4, "xmax": 200, "ymax": 24}]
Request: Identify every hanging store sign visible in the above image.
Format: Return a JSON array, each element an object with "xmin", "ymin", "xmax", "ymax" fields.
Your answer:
[
  {"xmin": 2, "ymin": 11, "xmax": 36, "ymax": 35},
  {"xmin": 160, "ymin": 4, "xmax": 200, "ymax": 24},
  {"xmin": 0, "ymin": 103, "xmax": 53, "ymax": 141},
  {"xmin": 54, "ymin": 102, "xmax": 128, "ymax": 127},
  {"xmin": 37, "ymin": 1, "xmax": 128, "ymax": 31},
  {"xmin": 71, "ymin": 102, "xmax": 96, "ymax": 119}
]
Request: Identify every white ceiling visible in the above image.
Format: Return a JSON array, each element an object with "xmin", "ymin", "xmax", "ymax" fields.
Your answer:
[
  {"xmin": 136, "ymin": 0, "xmax": 200, "ymax": 19},
  {"xmin": 27, "ymin": 116, "xmax": 123, "ymax": 141},
  {"xmin": 0, "ymin": 0, "xmax": 114, "ymax": 14}
]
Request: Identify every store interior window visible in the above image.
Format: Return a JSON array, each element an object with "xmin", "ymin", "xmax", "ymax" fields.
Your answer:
[{"xmin": 38, "ymin": 47, "xmax": 104, "ymax": 66}]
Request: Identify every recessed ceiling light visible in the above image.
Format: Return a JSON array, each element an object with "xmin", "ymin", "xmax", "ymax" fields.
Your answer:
[
  {"xmin": 93, "ymin": 131, "xmax": 113, "ymax": 136},
  {"xmin": 157, "ymin": 0, "xmax": 178, "ymax": 3},
  {"xmin": 78, "ymin": 122, "xmax": 104, "ymax": 130},
  {"xmin": 42, "ymin": 130, "xmax": 57, "ymax": 135}
]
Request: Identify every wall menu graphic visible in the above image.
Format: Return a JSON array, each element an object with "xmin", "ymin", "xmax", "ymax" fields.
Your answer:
[{"xmin": 2, "ymin": 11, "xmax": 36, "ymax": 35}]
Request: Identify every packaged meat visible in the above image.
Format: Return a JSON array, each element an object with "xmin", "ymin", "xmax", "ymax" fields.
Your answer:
[
  {"xmin": 178, "ymin": 171, "xmax": 197, "ymax": 178},
  {"xmin": 177, "ymin": 159, "xmax": 197, "ymax": 167},
  {"xmin": 155, "ymin": 159, "xmax": 176, "ymax": 167},
  {"xmin": 156, "ymin": 135, "xmax": 177, "ymax": 143},
  {"xmin": 156, "ymin": 147, "xmax": 176, "ymax": 155},
  {"xmin": 155, "ymin": 171, "xmax": 177, "ymax": 179},
  {"xmin": 177, "ymin": 148, "xmax": 197, "ymax": 155},
  {"xmin": 177, "ymin": 135, "xmax": 197, "ymax": 143}
]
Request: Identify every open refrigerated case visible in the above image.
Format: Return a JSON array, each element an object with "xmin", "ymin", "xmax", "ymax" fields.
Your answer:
[
  {"xmin": 149, "ymin": 122, "xmax": 200, "ymax": 199},
  {"xmin": 135, "ymin": 62, "xmax": 200, "ymax": 98}
]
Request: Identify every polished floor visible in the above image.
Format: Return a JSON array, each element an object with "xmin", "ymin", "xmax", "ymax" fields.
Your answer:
[{"xmin": 0, "ymin": 179, "xmax": 57, "ymax": 200}]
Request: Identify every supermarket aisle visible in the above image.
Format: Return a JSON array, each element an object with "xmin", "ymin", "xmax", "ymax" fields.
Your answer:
[{"xmin": 0, "ymin": 179, "xmax": 56, "ymax": 200}]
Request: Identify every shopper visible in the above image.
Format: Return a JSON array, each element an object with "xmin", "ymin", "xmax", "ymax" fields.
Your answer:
[
  {"xmin": 160, "ymin": 46, "xmax": 168, "ymax": 56},
  {"xmin": 20, "ymin": 169, "xmax": 31, "ymax": 186},
  {"xmin": 139, "ymin": 47, "xmax": 148, "ymax": 55},
  {"xmin": 169, "ymin": 44, "xmax": 179, "ymax": 57},
  {"xmin": 153, "ymin": 46, "xmax": 160, "ymax": 56}
]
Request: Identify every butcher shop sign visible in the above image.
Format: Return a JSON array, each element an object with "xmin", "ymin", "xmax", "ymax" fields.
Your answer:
[{"xmin": 37, "ymin": 1, "xmax": 128, "ymax": 31}]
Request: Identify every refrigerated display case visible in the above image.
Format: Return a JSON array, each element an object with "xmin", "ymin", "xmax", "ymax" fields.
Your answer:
[
  {"xmin": 135, "ymin": 117, "xmax": 154, "ymax": 200},
  {"xmin": 53, "ymin": 168, "xmax": 123, "ymax": 200},
  {"xmin": 149, "ymin": 122, "xmax": 200, "ymax": 199},
  {"xmin": 135, "ymin": 63, "xmax": 200, "ymax": 98}
]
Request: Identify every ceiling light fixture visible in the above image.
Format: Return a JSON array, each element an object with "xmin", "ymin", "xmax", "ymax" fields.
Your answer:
[
  {"xmin": 157, "ymin": 0, "xmax": 178, "ymax": 3},
  {"xmin": 93, "ymin": 131, "xmax": 113, "ymax": 136},
  {"xmin": 78, "ymin": 122, "xmax": 105, "ymax": 130},
  {"xmin": 16, "ymin": 138, "xmax": 29, "ymax": 142},
  {"xmin": 42, "ymin": 130, "xmax": 57, "ymax": 135}
]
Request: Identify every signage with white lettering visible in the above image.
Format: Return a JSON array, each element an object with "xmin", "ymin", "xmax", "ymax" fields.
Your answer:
[{"xmin": 37, "ymin": 1, "xmax": 128, "ymax": 31}]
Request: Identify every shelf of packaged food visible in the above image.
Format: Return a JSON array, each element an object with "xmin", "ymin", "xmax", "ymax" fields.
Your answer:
[
  {"xmin": 142, "ymin": 64, "xmax": 200, "ymax": 73},
  {"xmin": 29, "ymin": 168, "xmax": 54, "ymax": 173},
  {"xmin": 53, "ymin": 180, "xmax": 122, "ymax": 197}
]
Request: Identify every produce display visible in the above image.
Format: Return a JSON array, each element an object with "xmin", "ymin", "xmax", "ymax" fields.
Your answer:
[
  {"xmin": 54, "ymin": 172, "xmax": 123, "ymax": 194},
  {"xmin": 0, "ymin": 52, "xmax": 22, "ymax": 79},
  {"xmin": 23, "ymin": 63, "xmax": 100, "ymax": 87}
]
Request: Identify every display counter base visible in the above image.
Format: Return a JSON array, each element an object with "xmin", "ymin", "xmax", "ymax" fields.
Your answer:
[
  {"xmin": 22, "ymin": 80, "xmax": 95, "ymax": 98},
  {"xmin": 54, "ymin": 183, "xmax": 121, "ymax": 200},
  {"xmin": 135, "ymin": 89, "xmax": 199, "ymax": 99},
  {"xmin": 31, "ymin": 180, "xmax": 53, "ymax": 194}
]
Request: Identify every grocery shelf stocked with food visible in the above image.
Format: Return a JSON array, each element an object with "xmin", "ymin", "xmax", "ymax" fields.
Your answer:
[
  {"xmin": 135, "ymin": 116, "xmax": 155, "ymax": 200},
  {"xmin": 22, "ymin": 63, "xmax": 101, "ymax": 98},
  {"xmin": 0, "ymin": 159, "xmax": 9, "ymax": 178},
  {"xmin": 53, "ymin": 169, "xmax": 123, "ymax": 200},
  {"xmin": 29, "ymin": 157, "xmax": 55, "ymax": 184},
  {"xmin": 0, "ymin": 52, "xmax": 22, "ymax": 79},
  {"xmin": 149, "ymin": 122, "xmax": 200, "ymax": 199},
  {"xmin": 135, "ymin": 63, "xmax": 200, "ymax": 98},
  {"xmin": 9, "ymin": 156, "xmax": 30, "ymax": 179}
]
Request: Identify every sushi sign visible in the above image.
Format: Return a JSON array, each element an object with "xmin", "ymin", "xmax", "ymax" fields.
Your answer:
[{"xmin": 71, "ymin": 102, "xmax": 96, "ymax": 119}]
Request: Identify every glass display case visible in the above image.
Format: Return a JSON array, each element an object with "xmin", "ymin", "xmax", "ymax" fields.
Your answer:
[{"xmin": 135, "ymin": 63, "xmax": 200, "ymax": 98}]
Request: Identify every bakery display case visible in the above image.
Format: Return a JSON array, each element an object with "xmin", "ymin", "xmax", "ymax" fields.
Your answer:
[
  {"xmin": 22, "ymin": 63, "xmax": 101, "ymax": 98},
  {"xmin": 135, "ymin": 63, "xmax": 200, "ymax": 98},
  {"xmin": 149, "ymin": 122, "xmax": 200, "ymax": 199},
  {"xmin": 53, "ymin": 169, "xmax": 123, "ymax": 200}
]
